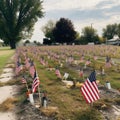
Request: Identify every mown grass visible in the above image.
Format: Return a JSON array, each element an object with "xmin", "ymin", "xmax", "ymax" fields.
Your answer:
[
  {"xmin": 13, "ymin": 46, "xmax": 120, "ymax": 120},
  {"xmin": 0, "ymin": 47, "xmax": 14, "ymax": 74},
  {"xmin": 33, "ymin": 60, "xmax": 103, "ymax": 120}
]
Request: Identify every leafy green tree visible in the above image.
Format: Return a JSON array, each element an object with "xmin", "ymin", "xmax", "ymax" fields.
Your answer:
[
  {"xmin": 81, "ymin": 26, "xmax": 99, "ymax": 44},
  {"xmin": 117, "ymin": 24, "xmax": 120, "ymax": 38},
  {"xmin": 74, "ymin": 32, "xmax": 81, "ymax": 45},
  {"xmin": 53, "ymin": 18, "xmax": 77, "ymax": 44},
  {"xmin": 102, "ymin": 24, "xmax": 118, "ymax": 39},
  {"xmin": 42, "ymin": 20, "xmax": 55, "ymax": 43},
  {"xmin": 0, "ymin": 0, "xmax": 44, "ymax": 49},
  {"xmin": 43, "ymin": 38, "xmax": 52, "ymax": 45}
]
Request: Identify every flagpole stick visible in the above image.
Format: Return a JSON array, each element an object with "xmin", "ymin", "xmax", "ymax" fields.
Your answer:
[
  {"xmin": 38, "ymin": 85, "xmax": 41, "ymax": 105},
  {"xmin": 25, "ymin": 82, "xmax": 29, "ymax": 92},
  {"xmin": 33, "ymin": 64, "xmax": 41, "ymax": 105}
]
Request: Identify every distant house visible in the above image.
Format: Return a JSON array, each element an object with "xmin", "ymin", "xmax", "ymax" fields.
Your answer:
[
  {"xmin": 106, "ymin": 36, "xmax": 120, "ymax": 45},
  {"xmin": 16, "ymin": 40, "xmax": 37, "ymax": 47},
  {"xmin": 88, "ymin": 42, "xmax": 94, "ymax": 45}
]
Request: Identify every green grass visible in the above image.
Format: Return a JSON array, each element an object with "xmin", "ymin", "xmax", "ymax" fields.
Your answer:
[
  {"xmin": 32, "ymin": 59, "xmax": 103, "ymax": 120},
  {"xmin": 0, "ymin": 47, "xmax": 14, "ymax": 74},
  {"xmin": 0, "ymin": 46, "xmax": 11, "ymax": 50},
  {"xmin": 15, "ymin": 45, "xmax": 120, "ymax": 120}
]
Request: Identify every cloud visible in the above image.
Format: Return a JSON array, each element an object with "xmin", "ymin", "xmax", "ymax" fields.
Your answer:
[
  {"xmin": 43, "ymin": 0, "xmax": 105, "ymax": 11},
  {"xmin": 31, "ymin": 0, "xmax": 120, "ymax": 43},
  {"xmin": 96, "ymin": 0, "xmax": 120, "ymax": 9}
]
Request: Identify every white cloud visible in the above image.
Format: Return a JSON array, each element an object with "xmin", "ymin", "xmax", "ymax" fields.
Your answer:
[
  {"xmin": 31, "ymin": 0, "xmax": 120, "ymax": 43},
  {"xmin": 43, "ymin": 0, "xmax": 105, "ymax": 11}
]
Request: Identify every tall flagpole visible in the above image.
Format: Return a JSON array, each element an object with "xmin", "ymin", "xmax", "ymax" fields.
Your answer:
[
  {"xmin": 38, "ymin": 84, "xmax": 41, "ymax": 105},
  {"xmin": 35, "ymin": 68, "xmax": 41, "ymax": 105}
]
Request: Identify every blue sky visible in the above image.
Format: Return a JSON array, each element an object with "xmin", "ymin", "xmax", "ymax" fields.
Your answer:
[{"xmin": 31, "ymin": 0, "xmax": 120, "ymax": 43}]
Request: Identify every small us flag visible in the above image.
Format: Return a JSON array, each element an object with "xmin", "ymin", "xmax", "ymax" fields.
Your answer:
[
  {"xmin": 81, "ymin": 71, "xmax": 100, "ymax": 103},
  {"xmin": 32, "ymin": 71, "xmax": 40, "ymax": 93},
  {"xmin": 21, "ymin": 76, "xmax": 27, "ymax": 84}
]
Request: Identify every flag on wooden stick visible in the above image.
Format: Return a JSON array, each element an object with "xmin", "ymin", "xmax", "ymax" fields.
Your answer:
[
  {"xmin": 55, "ymin": 68, "xmax": 62, "ymax": 78},
  {"xmin": 21, "ymin": 76, "xmax": 27, "ymax": 84},
  {"xmin": 80, "ymin": 69, "xmax": 84, "ymax": 77},
  {"xmin": 29, "ymin": 61, "xmax": 36, "ymax": 78},
  {"xmin": 32, "ymin": 71, "xmax": 40, "ymax": 93},
  {"xmin": 15, "ymin": 60, "xmax": 22, "ymax": 75},
  {"xmin": 81, "ymin": 71, "xmax": 100, "ymax": 103},
  {"xmin": 105, "ymin": 56, "xmax": 111, "ymax": 68}
]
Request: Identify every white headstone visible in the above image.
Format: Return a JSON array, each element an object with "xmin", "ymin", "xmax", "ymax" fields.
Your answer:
[
  {"xmin": 106, "ymin": 82, "xmax": 111, "ymax": 89},
  {"xmin": 29, "ymin": 93, "xmax": 34, "ymax": 105},
  {"xmin": 43, "ymin": 100, "xmax": 47, "ymax": 108},
  {"xmin": 63, "ymin": 73, "xmax": 69, "ymax": 80}
]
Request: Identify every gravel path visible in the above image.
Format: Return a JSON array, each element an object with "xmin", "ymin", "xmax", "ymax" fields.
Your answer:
[{"xmin": 0, "ymin": 58, "xmax": 17, "ymax": 120}]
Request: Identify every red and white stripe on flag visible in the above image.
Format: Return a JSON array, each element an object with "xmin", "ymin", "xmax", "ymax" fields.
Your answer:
[
  {"xmin": 81, "ymin": 76, "xmax": 100, "ymax": 103},
  {"xmin": 80, "ymin": 70, "xmax": 83, "ymax": 77},
  {"xmin": 21, "ymin": 77, "xmax": 26, "ymax": 84},
  {"xmin": 32, "ymin": 72, "xmax": 40, "ymax": 93},
  {"xmin": 29, "ymin": 65, "xmax": 35, "ymax": 78},
  {"xmin": 55, "ymin": 69, "xmax": 61, "ymax": 78}
]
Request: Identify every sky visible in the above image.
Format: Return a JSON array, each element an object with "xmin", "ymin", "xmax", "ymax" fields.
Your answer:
[{"xmin": 30, "ymin": 0, "xmax": 120, "ymax": 43}]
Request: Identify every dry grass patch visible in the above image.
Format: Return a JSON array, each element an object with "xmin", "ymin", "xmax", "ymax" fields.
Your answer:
[
  {"xmin": 0, "ymin": 81, "xmax": 5, "ymax": 87},
  {"xmin": 0, "ymin": 97, "xmax": 18, "ymax": 112},
  {"xmin": 40, "ymin": 106, "xmax": 59, "ymax": 117}
]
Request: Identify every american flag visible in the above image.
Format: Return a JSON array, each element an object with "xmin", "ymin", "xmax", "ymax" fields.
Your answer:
[
  {"xmin": 105, "ymin": 56, "xmax": 111, "ymax": 68},
  {"xmin": 21, "ymin": 76, "xmax": 27, "ymax": 84},
  {"xmin": 85, "ymin": 59, "xmax": 91, "ymax": 65},
  {"xmin": 25, "ymin": 57, "xmax": 30, "ymax": 69},
  {"xmin": 80, "ymin": 54, "xmax": 84, "ymax": 63},
  {"xmin": 32, "ymin": 71, "xmax": 40, "ymax": 93},
  {"xmin": 81, "ymin": 71, "xmax": 100, "ymax": 103},
  {"xmin": 80, "ymin": 69, "xmax": 84, "ymax": 77},
  {"xmin": 15, "ymin": 60, "xmax": 22, "ymax": 75},
  {"xmin": 40, "ymin": 58, "xmax": 45, "ymax": 66},
  {"xmin": 29, "ymin": 61, "xmax": 35, "ymax": 78},
  {"xmin": 55, "ymin": 68, "xmax": 62, "ymax": 78}
]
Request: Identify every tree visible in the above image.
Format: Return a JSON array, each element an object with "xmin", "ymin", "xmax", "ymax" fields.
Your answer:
[
  {"xmin": 43, "ymin": 38, "xmax": 52, "ymax": 45},
  {"xmin": 53, "ymin": 18, "xmax": 77, "ymax": 44},
  {"xmin": 117, "ymin": 24, "xmax": 120, "ymax": 38},
  {"xmin": 24, "ymin": 39, "xmax": 30, "ymax": 43},
  {"xmin": 0, "ymin": 0, "xmax": 44, "ymax": 49},
  {"xmin": 42, "ymin": 20, "xmax": 55, "ymax": 43},
  {"xmin": 102, "ymin": 24, "xmax": 118, "ymax": 40},
  {"xmin": 81, "ymin": 26, "xmax": 99, "ymax": 44}
]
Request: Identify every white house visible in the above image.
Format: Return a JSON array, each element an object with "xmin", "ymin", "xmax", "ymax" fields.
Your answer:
[{"xmin": 106, "ymin": 35, "xmax": 120, "ymax": 45}]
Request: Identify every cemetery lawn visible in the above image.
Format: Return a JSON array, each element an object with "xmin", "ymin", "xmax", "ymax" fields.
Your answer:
[
  {"xmin": 35, "ymin": 61, "xmax": 103, "ymax": 120},
  {"xmin": 0, "ymin": 47, "xmax": 14, "ymax": 74}
]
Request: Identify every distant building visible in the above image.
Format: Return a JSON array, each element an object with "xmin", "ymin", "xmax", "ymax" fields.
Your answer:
[
  {"xmin": 16, "ymin": 40, "xmax": 37, "ymax": 47},
  {"xmin": 106, "ymin": 35, "xmax": 120, "ymax": 45},
  {"xmin": 88, "ymin": 42, "xmax": 95, "ymax": 45}
]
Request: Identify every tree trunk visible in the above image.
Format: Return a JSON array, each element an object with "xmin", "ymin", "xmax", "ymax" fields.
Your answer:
[{"xmin": 9, "ymin": 40, "xmax": 16, "ymax": 49}]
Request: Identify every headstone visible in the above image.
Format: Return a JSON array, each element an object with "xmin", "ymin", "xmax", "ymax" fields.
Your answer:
[
  {"xmin": 43, "ymin": 99, "xmax": 47, "ymax": 108},
  {"xmin": 106, "ymin": 81, "xmax": 111, "ymax": 89},
  {"xmin": 63, "ymin": 73, "xmax": 69, "ymax": 80},
  {"xmin": 29, "ymin": 93, "xmax": 34, "ymax": 105}
]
